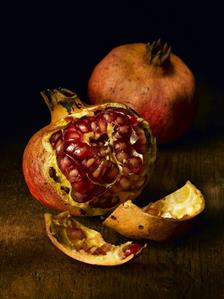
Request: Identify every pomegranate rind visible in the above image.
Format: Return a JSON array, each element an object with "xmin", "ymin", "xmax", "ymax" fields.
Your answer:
[
  {"xmin": 103, "ymin": 181, "xmax": 205, "ymax": 241},
  {"xmin": 44, "ymin": 212, "xmax": 146, "ymax": 266},
  {"xmin": 23, "ymin": 97, "xmax": 156, "ymax": 216}
]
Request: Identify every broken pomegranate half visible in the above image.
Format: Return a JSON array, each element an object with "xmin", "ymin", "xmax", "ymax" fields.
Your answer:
[
  {"xmin": 45, "ymin": 211, "xmax": 146, "ymax": 266},
  {"xmin": 23, "ymin": 88, "xmax": 156, "ymax": 216},
  {"xmin": 104, "ymin": 181, "xmax": 205, "ymax": 241}
]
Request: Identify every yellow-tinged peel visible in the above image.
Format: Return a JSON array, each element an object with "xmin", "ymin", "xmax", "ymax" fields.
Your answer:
[
  {"xmin": 44, "ymin": 212, "xmax": 146, "ymax": 266},
  {"xmin": 104, "ymin": 181, "xmax": 205, "ymax": 241}
]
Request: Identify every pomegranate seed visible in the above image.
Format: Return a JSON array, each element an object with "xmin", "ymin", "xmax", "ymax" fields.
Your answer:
[
  {"xmin": 55, "ymin": 140, "xmax": 64, "ymax": 155},
  {"xmin": 103, "ymin": 113, "xmax": 113, "ymax": 122},
  {"xmin": 115, "ymin": 116, "xmax": 124, "ymax": 124},
  {"xmin": 91, "ymin": 121, "xmax": 98, "ymax": 131},
  {"xmin": 123, "ymin": 243, "xmax": 142, "ymax": 257},
  {"xmin": 75, "ymin": 118, "xmax": 90, "ymax": 133},
  {"xmin": 116, "ymin": 151, "xmax": 128, "ymax": 163},
  {"xmin": 59, "ymin": 156, "xmax": 72, "ymax": 171},
  {"xmin": 86, "ymin": 158, "xmax": 95, "ymax": 168},
  {"xmin": 66, "ymin": 225, "xmax": 86, "ymax": 240},
  {"xmin": 118, "ymin": 125, "xmax": 129, "ymax": 134},
  {"xmin": 128, "ymin": 157, "xmax": 143, "ymax": 174},
  {"xmin": 64, "ymin": 143, "xmax": 76, "ymax": 155},
  {"xmin": 64, "ymin": 130, "xmax": 81, "ymax": 141},
  {"xmin": 68, "ymin": 169, "xmax": 80, "ymax": 183},
  {"xmin": 50, "ymin": 131, "xmax": 62, "ymax": 148},
  {"xmin": 119, "ymin": 176, "xmax": 131, "ymax": 189},
  {"xmin": 98, "ymin": 119, "xmax": 107, "ymax": 133},
  {"xmin": 73, "ymin": 143, "xmax": 93, "ymax": 159},
  {"xmin": 114, "ymin": 142, "xmax": 127, "ymax": 151}
]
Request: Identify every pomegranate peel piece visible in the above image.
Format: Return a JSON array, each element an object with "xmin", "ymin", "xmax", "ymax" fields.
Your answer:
[
  {"xmin": 103, "ymin": 181, "xmax": 205, "ymax": 241},
  {"xmin": 44, "ymin": 212, "xmax": 146, "ymax": 266}
]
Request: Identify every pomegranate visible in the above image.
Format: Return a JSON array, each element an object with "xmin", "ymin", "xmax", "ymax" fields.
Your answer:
[
  {"xmin": 23, "ymin": 88, "xmax": 156, "ymax": 216},
  {"xmin": 88, "ymin": 39, "xmax": 196, "ymax": 144}
]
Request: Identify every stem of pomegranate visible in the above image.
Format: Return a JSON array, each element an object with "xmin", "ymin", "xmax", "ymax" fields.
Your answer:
[{"xmin": 41, "ymin": 88, "xmax": 88, "ymax": 123}]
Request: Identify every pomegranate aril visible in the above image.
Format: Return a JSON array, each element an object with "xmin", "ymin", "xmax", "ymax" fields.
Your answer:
[
  {"xmin": 100, "ymin": 146, "xmax": 111, "ymax": 156},
  {"xmin": 75, "ymin": 118, "xmax": 91, "ymax": 133},
  {"xmin": 86, "ymin": 158, "xmax": 95, "ymax": 168},
  {"xmin": 119, "ymin": 176, "xmax": 131, "ymax": 189},
  {"xmin": 115, "ymin": 116, "xmax": 124, "ymax": 124},
  {"xmin": 50, "ymin": 131, "xmax": 62, "ymax": 148},
  {"xmin": 73, "ymin": 178, "xmax": 90, "ymax": 194},
  {"xmin": 114, "ymin": 141, "xmax": 127, "ymax": 151},
  {"xmin": 64, "ymin": 142, "xmax": 76, "ymax": 155},
  {"xmin": 72, "ymin": 191, "xmax": 90, "ymax": 202},
  {"xmin": 102, "ymin": 162, "xmax": 119, "ymax": 184},
  {"xmin": 68, "ymin": 169, "xmax": 81, "ymax": 183},
  {"xmin": 98, "ymin": 119, "xmax": 107, "ymax": 133},
  {"xmin": 64, "ymin": 130, "xmax": 81, "ymax": 142},
  {"xmin": 66, "ymin": 225, "xmax": 86, "ymax": 241},
  {"xmin": 135, "ymin": 127, "xmax": 147, "ymax": 144},
  {"xmin": 123, "ymin": 243, "xmax": 142, "ymax": 257},
  {"xmin": 91, "ymin": 161, "xmax": 108, "ymax": 180},
  {"xmin": 118, "ymin": 125, "xmax": 130, "ymax": 134},
  {"xmin": 59, "ymin": 156, "xmax": 73, "ymax": 172},
  {"xmin": 127, "ymin": 114, "xmax": 138, "ymax": 125},
  {"xmin": 106, "ymin": 164, "xmax": 119, "ymax": 179},
  {"xmin": 102, "ymin": 110, "xmax": 117, "ymax": 123},
  {"xmin": 91, "ymin": 121, "xmax": 98, "ymax": 131},
  {"xmin": 127, "ymin": 157, "xmax": 143, "ymax": 174},
  {"xmin": 73, "ymin": 143, "xmax": 93, "ymax": 159},
  {"xmin": 90, "ymin": 194, "xmax": 119, "ymax": 209},
  {"xmin": 55, "ymin": 140, "xmax": 64, "ymax": 155},
  {"xmin": 116, "ymin": 151, "xmax": 128, "ymax": 163}
]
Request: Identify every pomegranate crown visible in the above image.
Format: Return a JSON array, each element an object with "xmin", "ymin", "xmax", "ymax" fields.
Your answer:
[{"xmin": 145, "ymin": 39, "xmax": 172, "ymax": 66}]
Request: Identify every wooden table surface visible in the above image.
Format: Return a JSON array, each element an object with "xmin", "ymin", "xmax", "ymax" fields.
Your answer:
[{"xmin": 1, "ymin": 107, "xmax": 224, "ymax": 298}]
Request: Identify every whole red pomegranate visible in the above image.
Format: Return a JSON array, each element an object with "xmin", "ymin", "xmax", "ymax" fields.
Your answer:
[
  {"xmin": 23, "ymin": 88, "xmax": 156, "ymax": 216},
  {"xmin": 88, "ymin": 40, "xmax": 196, "ymax": 144}
]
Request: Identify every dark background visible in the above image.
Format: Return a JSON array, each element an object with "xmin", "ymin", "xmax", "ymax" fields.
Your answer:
[
  {"xmin": 1, "ymin": 3, "xmax": 224, "ymax": 298},
  {"xmin": 1, "ymin": 2, "xmax": 224, "ymax": 141}
]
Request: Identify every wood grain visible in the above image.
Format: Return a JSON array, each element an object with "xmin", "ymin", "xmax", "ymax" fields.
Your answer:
[{"xmin": 0, "ymin": 129, "xmax": 224, "ymax": 299}]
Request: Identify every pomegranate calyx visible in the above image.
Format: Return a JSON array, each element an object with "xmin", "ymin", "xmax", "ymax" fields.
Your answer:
[{"xmin": 145, "ymin": 39, "xmax": 172, "ymax": 66}]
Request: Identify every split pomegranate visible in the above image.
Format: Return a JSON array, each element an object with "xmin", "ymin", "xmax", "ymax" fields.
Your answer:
[
  {"xmin": 88, "ymin": 39, "xmax": 196, "ymax": 144},
  {"xmin": 23, "ymin": 88, "xmax": 156, "ymax": 216}
]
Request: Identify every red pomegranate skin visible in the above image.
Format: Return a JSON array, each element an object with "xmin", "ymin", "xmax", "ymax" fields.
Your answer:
[
  {"xmin": 88, "ymin": 43, "xmax": 196, "ymax": 144},
  {"xmin": 23, "ymin": 88, "xmax": 156, "ymax": 216},
  {"xmin": 23, "ymin": 127, "xmax": 83, "ymax": 214}
]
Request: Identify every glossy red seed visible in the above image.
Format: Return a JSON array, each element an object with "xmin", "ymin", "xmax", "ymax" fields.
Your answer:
[
  {"xmin": 64, "ymin": 130, "xmax": 81, "ymax": 142},
  {"xmin": 73, "ymin": 143, "xmax": 93, "ymax": 159},
  {"xmin": 127, "ymin": 157, "xmax": 143, "ymax": 174},
  {"xmin": 123, "ymin": 243, "xmax": 142, "ymax": 257},
  {"xmin": 66, "ymin": 226, "xmax": 86, "ymax": 240},
  {"xmin": 50, "ymin": 131, "xmax": 62, "ymax": 148}
]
